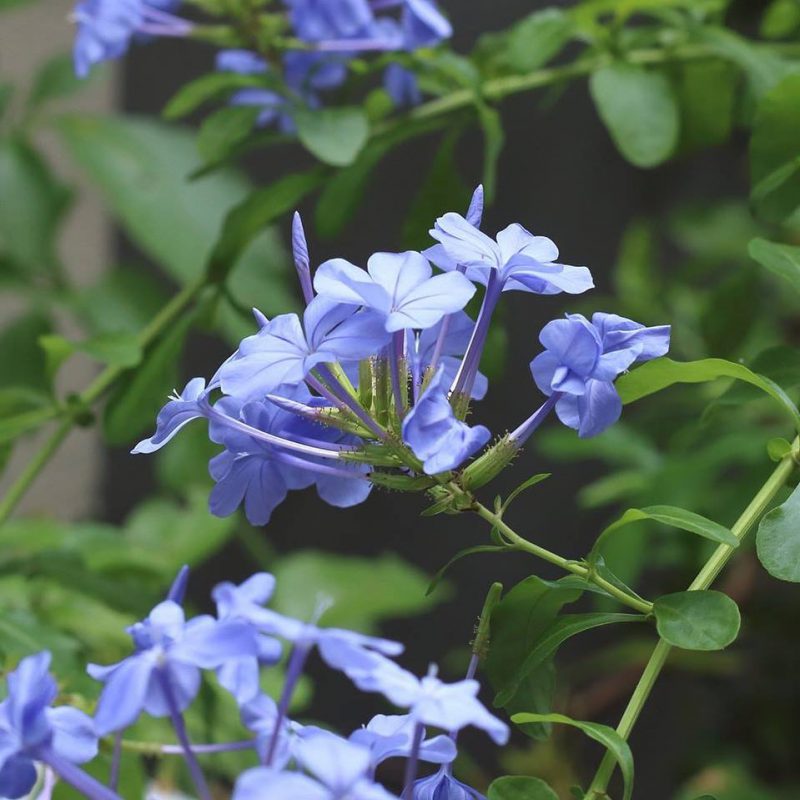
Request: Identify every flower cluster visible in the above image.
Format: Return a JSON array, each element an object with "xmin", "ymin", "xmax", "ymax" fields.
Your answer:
[
  {"xmin": 72, "ymin": 0, "xmax": 451, "ymax": 114},
  {"xmin": 0, "ymin": 567, "xmax": 508, "ymax": 800},
  {"xmin": 134, "ymin": 187, "xmax": 670, "ymax": 526}
]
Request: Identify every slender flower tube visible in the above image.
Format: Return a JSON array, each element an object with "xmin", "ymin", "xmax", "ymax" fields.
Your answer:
[
  {"xmin": 507, "ymin": 393, "xmax": 561, "ymax": 447},
  {"xmin": 401, "ymin": 723, "xmax": 425, "ymax": 800},
  {"xmin": 265, "ymin": 644, "xmax": 311, "ymax": 766},
  {"xmin": 156, "ymin": 671, "xmax": 211, "ymax": 800}
]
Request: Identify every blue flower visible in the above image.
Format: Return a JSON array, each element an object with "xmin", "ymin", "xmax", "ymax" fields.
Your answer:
[
  {"xmin": 314, "ymin": 251, "xmax": 476, "ymax": 332},
  {"xmin": 132, "ymin": 377, "xmax": 207, "ymax": 454},
  {"xmin": 88, "ymin": 584, "xmax": 257, "ymax": 734},
  {"xmin": 234, "ymin": 731, "xmax": 398, "ymax": 800},
  {"xmin": 217, "ymin": 297, "xmax": 390, "ymax": 399},
  {"xmin": 412, "ymin": 312, "xmax": 488, "ymax": 400},
  {"xmin": 384, "ymin": 63, "xmax": 422, "ymax": 107},
  {"xmin": 530, "ymin": 312, "xmax": 670, "ymax": 438},
  {"xmin": 208, "ymin": 395, "xmax": 372, "ymax": 526},
  {"xmin": 72, "ymin": 0, "xmax": 191, "ymax": 77},
  {"xmin": 212, "ymin": 574, "xmax": 283, "ymax": 704},
  {"xmin": 412, "ymin": 767, "xmax": 485, "ymax": 800},
  {"xmin": 402, "ymin": 369, "xmax": 490, "ymax": 474},
  {"xmin": 0, "ymin": 653, "xmax": 97, "ymax": 799},
  {"xmin": 400, "ymin": 0, "xmax": 452, "ymax": 48},
  {"xmin": 349, "ymin": 714, "xmax": 456, "ymax": 769},
  {"xmin": 352, "ymin": 662, "xmax": 509, "ymax": 745},
  {"xmin": 425, "ymin": 212, "xmax": 594, "ymax": 296},
  {"xmin": 285, "ymin": 0, "xmax": 375, "ymax": 41}
]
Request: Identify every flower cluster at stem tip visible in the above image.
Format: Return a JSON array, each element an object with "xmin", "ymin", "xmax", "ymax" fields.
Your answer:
[
  {"xmin": 0, "ymin": 566, "xmax": 508, "ymax": 799},
  {"xmin": 133, "ymin": 186, "xmax": 671, "ymax": 526},
  {"xmin": 71, "ymin": 0, "xmax": 452, "ymax": 115}
]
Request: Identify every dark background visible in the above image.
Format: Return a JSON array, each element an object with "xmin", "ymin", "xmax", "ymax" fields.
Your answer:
[{"xmin": 106, "ymin": 2, "xmax": 779, "ymax": 797}]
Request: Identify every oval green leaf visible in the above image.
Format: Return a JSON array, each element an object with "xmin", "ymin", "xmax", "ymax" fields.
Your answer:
[
  {"xmin": 589, "ymin": 63, "xmax": 679, "ymax": 168},
  {"xmin": 509, "ymin": 713, "xmax": 634, "ymax": 800},
  {"xmin": 294, "ymin": 106, "xmax": 370, "ymax": 167},
  {"xmin": 653, "ymin": 590, "xmax": 741, "ymax": 651},
  {"xmin": 489, "ymin": 776, "xmax": 559, "ymax": 800},
  {"xmin": 757, "ymin": 483, "xmax": 800, "ymax": 582}
]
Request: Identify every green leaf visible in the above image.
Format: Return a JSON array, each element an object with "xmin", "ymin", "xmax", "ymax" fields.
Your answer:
[
  {"xmin": 0, "ymin": 610, "xmax": 81, "ymax": 676},
  {"xmin": 197, "ymin": 105, "xmax": 261, "ymax": 164},
  {"xmin": 496, "ymin": 612, "xmax": 645, "ymax": 707},
  {"xmin": 163, "ymin": 72, "xmax": 265, "ymax": 120},
  {"xmin": 294, "ymin": 106, "xmax": 370, "ymax": 167},
  {"xmin": 756, "ymin": 482, "xmax": 800, "ymax": 582},
  {"xmin": 653, "ymin": 590, "xmax": 741, "ymax": 650},
  {"xmin": 0, "ymin": 137, "xmax": 71, "ymax": 273},
  {"xmin": 713, "ymin": 345, "xmax": 800, "ymax": 408},
  {"xmin": 700, "ymin": 26, "xmax": 791, "ymax": 100},
  {"xmin": 426, "ymin": 545, "xmax": 507, "ymax": 596},
  {"xmin": 402, "ymin": 130, "xmax": 470, "ymax": 249},
  {"xmin": 485, "ymin": 576, "xmax": 582, "ymax": 738},
  {"xmin": 489, "ymin": 776, "xmax": 559, "ymax": 800},
  {"xmin": 591, "ymin": 505, "xmax": 738, "ymax": 561},
  {"xmin": 748, "ymin": 237, "xmax": 800, "ymax": 293},
  {"xmin": 500, "ymin": 8, "xmax": 574, "ymax": 73},
  {"xmin": 509, "ymin": 713, "xmax": 635, "ymax": 800},
  {"xmin": 272, "ymin": 551, "xmax": 440, "ymax": 633},
  {"xmin": 103, "ymin": 313, "xmax": 192, "ymax": 445},
  {"xmin": 28, "ymin": 53, "xmax": 84, "ymax": 108},
  {"xmin": 76, "ymin": 267, "xmax": 168, "ymax": 335},
  {"xmin": 57, "ymin": 114, "xmax": 291, "ymax": 318},
  {"xmin": 0, "ymin": 312, "xmax": 52, "ymax": 391},
  {"xmin": 0, "ymin": 388, "xmax": 54, "ymax": 444},
  {"xmin": 767, "ymin": 437, "xmax": 793, "ymax": 461},
  {"xmin": 750, "ymin": 75, "xmax": 800, "ymax": 223},
  {"xmin": 761, "ymin": 0, "xmax": 800, "ymax": 39},
  {"xmin": 616, "ymin": 357, "xmax": 800, "ymax": 432},
  {"xmin": 589, "ymin": 63, "xmax": 679, "ymax": 168},
  {"xmin": 207, "ymin": 167, "xmax": 327, "ymax": 286},
  {"xmin": 676, "ymin": 61, "xmax": 737, "ymax": 152},
  {"xmin": 37, "ymin": 334, "xmax": 74, "ymax": 384}
]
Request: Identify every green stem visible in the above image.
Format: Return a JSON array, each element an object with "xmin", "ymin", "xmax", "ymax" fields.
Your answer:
[
  {"xmin": 586, "ymin": 440, "xmax": 799, "ymax": 798},
  {"xmin": 0, "ymin": 278, "xmax": 206, "ymax": 527},
  {"xmin": 472, "ymin": 501, "xmax": 653, "ymax": 615}
]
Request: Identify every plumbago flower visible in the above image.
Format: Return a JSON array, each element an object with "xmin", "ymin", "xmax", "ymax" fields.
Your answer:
[
  {"xmin": 133, "ymin": 187, "xmax": 670, "ymax": 522},
  {"xmin": 73, "ymin": 0, "xmax": 451, "ymax": 119},
  {"xmin": 72, "ymin": 0, "xmax": 193, "ymax": 77},
  {"xmin": 0, "ymin": 568, "xmax": 510, "ymax": 800}
]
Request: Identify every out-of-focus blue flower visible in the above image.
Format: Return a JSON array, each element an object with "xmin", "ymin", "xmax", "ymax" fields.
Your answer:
[
  {"xmin": 208, "ymin": 394, "xmax": 372, "ymax": 526},
  {"xmin": 218, "ymin": 298, "xmax": 390, "ymax": 399},
  {"xmin": 132, "ymin": 378, "xmax": 207, "ymax": 454},
  {"xmin": 0, "ymin": 653, "xmax": 97, "ymax": 800},
  {"xmin": 425, "ymin": 212, "xmax": 594, "ymax": 296},
  {"xmin": 285, "ymin": 0, "xmax": 374, "ymax": 41},
  {"xmin": 240, "ymin": 694, "xmax": 302, "ymax": 767},
  {"xmin": 212, "ymin": 574, "xmax": 283, "ymax": 704},
  {"xmin": 530, "ymin": 312, "xmax": 670, "ymax": 438},
  {"xmin": 412, "ymin": 313, "xmax": 488, "ymax": 400},
  {"xmin": 412, "ymin": 767, "xmax": 485, "ymax": 800},
  {"xmin": 72, "ymin": 0, "xmax": 191, "ymax": 77},
  {"xmin": 314, "ymin": 251, "xmax": 475, "ymax": 332},
  {"xmin": 234, "ymin": 732, "xmax": 398, "ymax": 800},
  {"xmin": 352, "ymin": 662, "xmax": 509, "ymax": 745},
  {"xmin": 217, "ymin": 49, "xmax": 267, "ymax": 75},
  {"xmin": 402, "ymin": 369, "xmax": 490, "ymax": 474},
  {"xmin": 88, "ymin": 579, "xmax": 257, "ymax": 734},
  {"xmin": 400, "ymin": 0, "xmax": 452, "ymax": 47},
  {"xmin": 384, "ymin": 63, "xmax": 422, "ymax": 107},
  {"xmin": 349, "ymin": 714, "xmax": 456, "ymax": 769}
]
